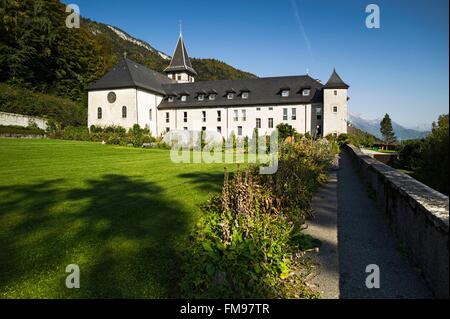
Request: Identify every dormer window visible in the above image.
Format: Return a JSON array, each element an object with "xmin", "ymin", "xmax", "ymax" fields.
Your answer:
[
  {"xmin": 198, "ymin": 94, "xmax": 205, "ymax": 101},
  {"xmin": 281, "ymin": 90, "xmax": 290, "ymax": 97},
  {"xmin": 227, "ymin": 93, "xmax": 234, "ymax": 100},
  {"xmin": 242, "ymin": 92, "xmax": 249, "ymax": 99},
  {"xmin": 302, "ymin": 89, "xmax": 311, "ymax": 96},
  {"xmin": 209, "ymin": 94, "xmax": 216, "ymax": 101},
  {"xmin": 181, "ymin": 95, "xmax": 187, "ymax": 102},
  {"xmin": 168, "ymin": 96, "xmax": 174, "ymax": 102}
]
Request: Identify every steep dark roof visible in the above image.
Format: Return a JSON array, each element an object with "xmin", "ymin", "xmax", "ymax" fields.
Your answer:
[
  {"xmin": 87, "ymin": 58, "xmax": 174, "ymax": 94},
  {"xmin": 323, "ymin": 69, "xmax": 349, "ymax": 89},
  {"xmin": 164, "ymin": 35, "xmax": 197, "ymax": 76},
  {"xmin": 159, "ymin": 75, "xmax": 323, "ymax": 109}
]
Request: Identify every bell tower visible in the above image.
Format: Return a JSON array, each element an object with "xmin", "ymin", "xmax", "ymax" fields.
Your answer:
[{"xmin": 164, "ymin": 28, "xmax": 197, "ymax": 83}]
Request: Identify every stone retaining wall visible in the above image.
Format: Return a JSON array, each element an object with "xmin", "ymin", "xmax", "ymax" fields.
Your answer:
[
  {"xmin": 0, "ymin": 111, "xmax": 48, "ymax": 130},
  {"xmin": 345, "ymin": 144, "xmax": 449, "ymax": 298}
]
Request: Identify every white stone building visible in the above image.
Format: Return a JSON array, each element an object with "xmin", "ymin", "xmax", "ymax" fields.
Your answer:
[{"xmin": 87, "ymin": 33, "xmax": 349, "ymax": 138}]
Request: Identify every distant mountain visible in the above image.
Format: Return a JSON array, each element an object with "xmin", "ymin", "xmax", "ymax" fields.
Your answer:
[
  {"xmin": 348, "ymin": 113, "xmax": 430, "ymax": 141},
  {"xmin": 84, "ymin": 19, "xmax": 257, "ymax": 83}
]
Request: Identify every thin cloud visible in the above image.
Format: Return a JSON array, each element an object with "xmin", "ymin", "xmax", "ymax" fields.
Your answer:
[{"xmin": 290, "ymin": 0, "xmax": 314, "ymax": 67}]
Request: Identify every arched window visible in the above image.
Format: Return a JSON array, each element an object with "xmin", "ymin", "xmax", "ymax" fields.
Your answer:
[
  {"xmin": 97, "ymin": 107, "xmax": 102, "ymax": 119},
  {"xmin": 122, "ymin": 106, "xmax": 127, "ymax": 118}
]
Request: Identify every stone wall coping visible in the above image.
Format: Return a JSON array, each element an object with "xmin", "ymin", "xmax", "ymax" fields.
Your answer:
[{"xmin": 347, "ymin": 144, "xmax": 449, "ymax": 232}]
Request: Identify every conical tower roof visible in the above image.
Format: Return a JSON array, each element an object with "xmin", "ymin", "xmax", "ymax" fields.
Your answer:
[
  {"xmin": 164, "ymin": 34, "xmax": 197, "ymax": 76},
  {"xmin": 324, "ymin": 69, "xmax": 349, "ymax": 89}
]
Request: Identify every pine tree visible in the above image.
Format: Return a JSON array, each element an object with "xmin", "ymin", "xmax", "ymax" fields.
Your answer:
[{"xmin": 380, "ymin": 113, "xmax": 396, "ymax": 147}]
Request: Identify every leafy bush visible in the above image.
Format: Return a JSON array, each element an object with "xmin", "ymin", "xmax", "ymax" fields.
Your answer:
[
  {"xmin": 0, "ymin": 125, "xmax": 45, "ymax": 136},
  {"xmin": 395, "ymin": 114, "xmax": 448, "ymax": 195},
  {"xmin": 181, "ymin": 138, "xmax": 339, "ymax": 298}
]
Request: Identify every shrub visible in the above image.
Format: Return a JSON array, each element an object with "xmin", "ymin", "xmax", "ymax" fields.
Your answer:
[
  {"xmin": 0, "ymin": 125, "xmax": 45, "ymax": 136},
  {"xmin": 181, "ymin": 138, "xmax": 339, "ymax": 298}
]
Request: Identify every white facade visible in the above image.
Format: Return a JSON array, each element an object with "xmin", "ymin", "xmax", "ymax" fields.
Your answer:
[
  {"xmin": 88, "ymin": 89, "xmax": 348, "ymax": 138},
  {"xmin": 323, "ymin": 88, "xmax": 348, "ymax": 135}
]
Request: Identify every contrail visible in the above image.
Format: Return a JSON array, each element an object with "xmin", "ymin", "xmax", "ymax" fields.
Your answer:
[{"xmin": 290, "ymin": 0, "xmax": 314, "ymax": 68}]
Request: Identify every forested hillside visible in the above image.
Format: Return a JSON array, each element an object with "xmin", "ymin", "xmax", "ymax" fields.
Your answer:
[{"xmin": 0, "ymin": 0, "xmax": 256, "ymax": 125}]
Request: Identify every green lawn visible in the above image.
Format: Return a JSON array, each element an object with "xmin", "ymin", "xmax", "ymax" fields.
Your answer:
[{"xmin": 0, "ymin": 138, "xmax": 232, "ymax": 298}]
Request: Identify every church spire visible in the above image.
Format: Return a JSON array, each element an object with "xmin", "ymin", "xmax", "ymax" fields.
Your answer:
[{"xmin": 164, "ymin": 29, "xmax": 197, "ymax": 80}]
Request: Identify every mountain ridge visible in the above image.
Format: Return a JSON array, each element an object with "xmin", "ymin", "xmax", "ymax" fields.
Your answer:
[{"xmin": 348, "ymin": 113, "xmax": 430, "ymax": 141}]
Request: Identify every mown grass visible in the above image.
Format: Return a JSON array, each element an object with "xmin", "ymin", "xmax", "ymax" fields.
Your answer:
[{"xmin": 0, "ymin": 138, "xmax": 235, "ymax": 298}]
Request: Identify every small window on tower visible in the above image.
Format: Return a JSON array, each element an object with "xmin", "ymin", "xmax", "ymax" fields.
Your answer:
[
  {"xmin": 334, "ymin": 90, "xmax": 338, "ymax": 96},
  {"xmin": 333, "ymin": 106, "xmax": 338, "ymax": 113}
]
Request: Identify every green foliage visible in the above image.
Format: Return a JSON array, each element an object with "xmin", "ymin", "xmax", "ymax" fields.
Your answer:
[
  {"xmin": 380, "ymin": 113, "xmax": 397, "ymax": 145},
  {"xmin": 181, "ymin": 139, "xmax": 339, "ymax": 298},
  {"xmin": 191, "ymin": 58, "xmax": 257, "ymax": 82},
  {"xmin": 49, "ymin": 124, "xmax": 158, "ymax": 147},
  {"xmin": 347, "ymin": 125, "xmax": 380, "ymax": 148},
  {"xmin": 0, "ymin": 83, "xmax": 86, "ymax": 127},
  {"xmin": 396, "ymin": 114, "xmax": 448, "ymax": 195},
  {"xmin": 0, "ymin": 125, "xmax": 45, "ymax": 135},
  {"xmin": 276, "ymin": 123, "xmax": 296, "ymax": 142}
]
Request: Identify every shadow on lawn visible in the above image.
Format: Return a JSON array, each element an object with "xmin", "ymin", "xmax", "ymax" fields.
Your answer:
[
  {"xmin": 177, "ymin": 170, "xmax": 232, "ymax": 194},
  {"xmin": 0, "ymin": 175, "xmax": 191, "ymax": 298}
]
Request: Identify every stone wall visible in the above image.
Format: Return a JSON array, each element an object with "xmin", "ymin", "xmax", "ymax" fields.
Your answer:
[
  {"xmin": 345, "ymin": 144, "xmax": 449, "ymax": 298},
  {"xmin": 0, "ymin": 111, "xmax": 48, "ymax": 130}
]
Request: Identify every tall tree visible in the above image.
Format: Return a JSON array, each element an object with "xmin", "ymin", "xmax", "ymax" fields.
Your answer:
[{"xmin": 380, "ymin": 113, "xmax": 396, "ymax": 147}]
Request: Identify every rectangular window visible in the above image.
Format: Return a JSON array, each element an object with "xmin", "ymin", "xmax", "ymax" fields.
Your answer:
[
  {"xmin": 237, "ymin": 126, "xmax": 243, "ymax": 136},
  {"xmin": 268, "ymin": 107, "xmax": 273, "ymax": 111},
  {"xmin": 302, "ymin": 89, "xmax": 310, "ymax": 96},
  {"xmin": 256, "ymin": 118, "xmax": 261, "ymax": 129},
  {"xmin": 333, "ymin": 106, "xmax": 338, "ymax": 113},
  {"xmin": 256, "ymin": 107, "xmax": 261, "ymax": 111},
  {"xmin": 181, "ymin": 95, "xmax": 187, "ymax": 102},
  {"xmin": 149, "ymin": 109, "xmax": 152, "ymax": 121},
  {"xmin": 292, "ymin": 108, "xmax": 297, "ymax": 120},
  {"xmin": 281, "ymin": 90, "xmax": 290, "ymax": 97},
  {"xmin": 184, "ymin": 111, "xmax": 188, "ymax": 123},
  {"xmin": 241, "ymin": 109, "xmax": 246, "ymax": 121},
  {"xmin": 217, "ymin": 110, "xmax": 221, "ymax": 122},
  {"xmin": 217, "ymin": 126, "xmax": 222, "ymax": 134},
  {"xmin": 233, "ymin": 110, "xmax": 238, "ymax": 121},
  {"xmin": 317, "ymin": 114, "xmax": 322, "ymax": 120},
  {"xmin": 177, "ymin": 75, "xmax": 182, "ymax": 81},
  {"xmin": 166, "ymin": 112, "xmax": 170, "ymax": 123},
  {"xmin": 283, "ymin": 108, "xmax": 288, "ymax": 121},
  {"xmin": 183, "ymin": 127, "xmax": 188, "ymax": 130},
  {"xmin": 334, "ymin": 90, "xmax": 338, "ymax": 96},
  {"xmin": 202, "ymin": 111, "xmax": 206, "ymax": 122},
  {"xmin": 202, "ymin": 127, "xmax": 206, "ymax": 131},
  {"xmin": 165, "ymin": 127, "xmax": 170, "ymax": 132},
  {"xmin": 268, "ymin": 118, "xmax": 273, "ymax": 128}
]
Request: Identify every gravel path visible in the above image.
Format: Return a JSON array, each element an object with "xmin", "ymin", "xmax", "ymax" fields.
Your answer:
[{"xmin": 305, "ymin": 151, "xmax": 433, "ymax": 299}]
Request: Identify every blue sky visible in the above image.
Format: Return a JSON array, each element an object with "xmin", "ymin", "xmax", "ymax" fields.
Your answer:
[{"xmin": 67, "ymin": 0, "xmax": 449, "ymax": 128}]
